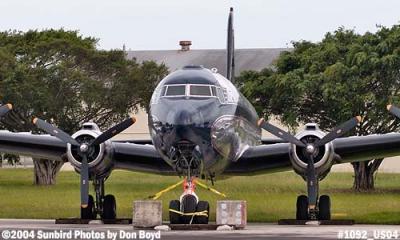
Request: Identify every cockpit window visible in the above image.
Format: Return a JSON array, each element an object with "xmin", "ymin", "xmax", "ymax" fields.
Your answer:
[
  {"xmin": 190, "ymin": 85, "xmax": 212, "ymax": 96},
  {"xmin": 211, "ymin": 86, "xmax": 217, "ymax": 96},
  {"xmin": 158, "ymin": 84, "xmax": 229, "ymax": 103},
  {"xmin": 165, "ymin": 85, "xmax": 186, "ymax": 96}
]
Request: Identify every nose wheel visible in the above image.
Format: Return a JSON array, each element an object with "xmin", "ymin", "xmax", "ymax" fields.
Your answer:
[
  {"xmin": 195, "ymin": 201, "xmax": 210, "ymax": 224},
  {"xmin": 169, "ymin": 198, "xmax": 210, "ymax": 224},
  {"xmin": 169, "ymin": 200, "xmax": 181, "ymax": 224},
  {"xmin": 168, "ymin": 177, "xmax": 210, "ymax": 224}
]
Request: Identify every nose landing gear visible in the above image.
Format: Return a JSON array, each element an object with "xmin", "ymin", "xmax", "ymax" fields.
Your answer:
[{"xmin": 169, "ymin": 177, "xmax": 210, "ymax": 224}]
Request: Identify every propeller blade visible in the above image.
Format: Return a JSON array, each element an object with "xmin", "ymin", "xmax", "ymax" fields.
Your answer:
[
  {"xmin": 314, "ymin": 116, "xmax": 361, "ymax": 147},
  {"xmin": 306, "ymin": 154, "xmax": 318, "ymax": 208},
  {"xmin": 258, "ymin": 118, "xmax": 306, "ymax": 147},
  {"xmin": 80, "ymin": 154, "xmax": 89, "ymax": 208},
  {"xmin": 0, "ymin": 104, "xmax": 12, "ymax": 117},
  {"xmin": 387, "ymin": 104, "xmax": 400, "ymax": 119},
  {"xmin": 33, "ymin": 118, "xmax": 80, "ymax": 146},
  {"xmin": 90, "ymin": 117, "xmax": 136, "ymax": 146}
]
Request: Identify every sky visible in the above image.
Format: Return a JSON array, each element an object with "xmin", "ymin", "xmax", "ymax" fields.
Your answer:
[{"xmin": 0, "ymin": 0, "xmax": 399, "ymax": 50}]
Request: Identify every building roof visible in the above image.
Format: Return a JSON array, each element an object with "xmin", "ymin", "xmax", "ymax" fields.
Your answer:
[{"xmin": 127, "ymin": 48, "xmax": 288, "ymax": 76}]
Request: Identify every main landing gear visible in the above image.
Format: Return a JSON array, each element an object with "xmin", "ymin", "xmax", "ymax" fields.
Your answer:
[
  {"xmin": 169, "ymin": 177, "xmax": 210, "ymax": 224},
  {"xmin": 80, "ymin": 178, "xmax": 117, "ymax": 220},
  {"xmin": 258, "ymin": 117, "xmax": 361, "ymax": 221},
  {"xmin": 296, "ymin": 194, "xmax": 331, "ymax": 220}
]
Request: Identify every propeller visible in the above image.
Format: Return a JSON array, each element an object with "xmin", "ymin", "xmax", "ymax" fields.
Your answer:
[
  {"xmin": 33, "ymin": 118, "xmax": 80, "ymax": 146},
  {"xmin": 0, "ymin": 104, "xmax": 12, "ymax": 118},
  {"xmin": 258, "ymin": 116, "xmax": 361, "ymax": 211},
  {"xmin": 33, "ymin": 116, "xmax": 136, "ymax": 208},
  {"xmin": 258, "ymin": 119, "xmax": 306, "ymax": 147},
  {"xmin": 313, "ymin": 116, "xmax": 362, "ymax": 147}
]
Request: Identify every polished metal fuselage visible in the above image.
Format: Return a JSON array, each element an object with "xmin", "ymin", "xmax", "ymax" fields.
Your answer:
[{"xmin": 148, "ymin": 67, "xmax": 261, "ymax": 178}]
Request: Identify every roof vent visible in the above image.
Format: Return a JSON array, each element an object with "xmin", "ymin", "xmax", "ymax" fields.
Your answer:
[
  {"xmin": 179, "ymin": 41, "xmax": 192, "ymax": 51},
  {"xmin": 182, "ymin": 65, "xmax": 203, "ymax": 70}
]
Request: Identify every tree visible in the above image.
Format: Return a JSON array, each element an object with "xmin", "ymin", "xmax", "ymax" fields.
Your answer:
[
  {"xmin": 0, "ymin": 153, "xmax": 20, "ymax": 167},
  {"xmin": 0, "ymin": 29, "xmax": 168, "ymax": 185},
  {"xmin": 238, "ymin": 25, "xmax": 400, "ymax": 191}
]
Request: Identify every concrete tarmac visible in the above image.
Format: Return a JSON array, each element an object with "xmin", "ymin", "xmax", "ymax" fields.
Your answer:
[{"xmin": 0, "ymin": 219, "xmax": 399, "ymax": 240}]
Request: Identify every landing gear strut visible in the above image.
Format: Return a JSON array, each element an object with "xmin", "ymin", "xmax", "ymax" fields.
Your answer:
[
  {"xmin": 80, "ymin": 178, "xmax": 117, "ymax": 220},
  {"xmin": 296, "ymin": 164, "xmax": 331, "ymax": 221},
  {"xmin": 32, "ymin": 116, "xmax": 135, "ymax": 221},
  {"xmin": 258, "ymin": 117, "xmax": 361, "ymax": 221},
  {"xmin": 169, "ymin": 177, "xmax": 210, "ymax": 224}
]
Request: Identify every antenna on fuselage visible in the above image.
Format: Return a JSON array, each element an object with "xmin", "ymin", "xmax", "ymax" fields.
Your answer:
[{"xmin": 226, "ymin": 7, "xmax": 235, "ymax": 83}]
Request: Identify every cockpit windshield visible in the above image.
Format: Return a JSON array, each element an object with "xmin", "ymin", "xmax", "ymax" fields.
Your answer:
[
  {"xmin": 190, "ymin": 85, "xmax": 212, "ymax": 96},
  {"xmin": 161, "ymin": 84, "xmax": 217, "ymax": 98},
  {"xmin": 165, "ymin": 85, "xmax": 186, "ymax": 96},
  {"xmin": 151, "ymin": 83, "xmax": 238, "ymax": 105}
]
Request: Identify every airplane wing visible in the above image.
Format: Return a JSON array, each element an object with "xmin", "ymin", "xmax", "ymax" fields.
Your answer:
[
  {"xmin": 224, "ymin": 143, "xmax": 292, "ymax": 175},
  {"xmin": 0, "ymin": 131, "xmax": 174, "ymax": 174},
  {"xmin": 333, "ymin": 133, "xmax": 400, "ymax": 163},
  {"xmin": 0, "ymin": 131, "xmax": 67, "ymax": 161},
  {"xmin": 2, "ymin": 130, "xmax": 400, "ymax": 176},
  {"xmin": 225, "ymin": 133, "xmax": 400, "ymax": 175},
  {"xmin": 112, "ymin": 141, "xmax": 175, "ymax": 175},
  {"xmin": 261, "ymin": 137, "xmax": 286, "ymax": 144}
]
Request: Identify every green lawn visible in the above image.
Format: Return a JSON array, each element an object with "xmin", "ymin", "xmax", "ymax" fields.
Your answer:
[{"xmin": 0, "ymin": 169, "xmax": 399, "ymax": 224}]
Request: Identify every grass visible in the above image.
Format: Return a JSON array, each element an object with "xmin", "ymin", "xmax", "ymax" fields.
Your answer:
[{"xmin": 0, "ymin": 169, "xmax": 399, "ymax": 224}]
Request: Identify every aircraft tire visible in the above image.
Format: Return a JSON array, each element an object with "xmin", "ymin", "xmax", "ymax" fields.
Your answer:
[
  {"xmin": 318, "ymin": 195, "xmax": 331, "ymax": 220},
  {"xmin": 81, "ymin": 195, "xmax": 96, "ymax": 219},
  {"xmin": 296, "ymin": 195, "xmax": 309, "ymax": 220},
  {"xmin": 169, "ymin": 200, "xmax": 181, "ymax": 224},
  {"xmin": 102, "ymin": 194, "xmax": 116, "ymax": 220},
  {"xmin": 195, "ymin": 201, "xmax": 209, "ymax": 224},
  {"xmin": 181, "ymin": 194, "xmax": 197, "ymax": 224}
]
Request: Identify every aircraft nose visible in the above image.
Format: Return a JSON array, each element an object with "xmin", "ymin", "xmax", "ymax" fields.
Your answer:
[
  {"xmin": 174, "ymin": 110, "xmax": 200, "ymax": 125},
  {"xmin": 166, "ymin": 106, "xmax": 205, "ymax": 126}
]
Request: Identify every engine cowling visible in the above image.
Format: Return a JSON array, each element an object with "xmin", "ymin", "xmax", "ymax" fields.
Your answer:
[
  {"xmin": 289, "ymin": 123, "xmax": 335, "ymax": 180},
  {"xmin": 66, "ymin": 122, "xmax": 114, "ymax": 179}
]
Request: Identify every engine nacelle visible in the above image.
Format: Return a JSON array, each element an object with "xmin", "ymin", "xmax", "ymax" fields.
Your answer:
[
  {"xmin": 66, "ymin": 122, "xmax": 114, "ymax": 179},
  {"xmin": 289, "ymin": 123, "xmax": 334, "ymax": 180}
]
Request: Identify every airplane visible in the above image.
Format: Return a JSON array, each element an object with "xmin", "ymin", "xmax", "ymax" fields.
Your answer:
[{"xmin": 1, "ymin": 8, "xmax": 400, "ymax": 223}]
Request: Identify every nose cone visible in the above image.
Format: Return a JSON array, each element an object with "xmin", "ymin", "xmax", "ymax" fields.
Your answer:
[
  {"xmin": 173, "ymin": 109, "xmax": 203, "ymax": 126},
  {"xmin": 154, "ymin": 104, "xmax": 209, "ymax": 145},
  {"xmin": 149, "ymin": 98, "xmax": 221, "ymax": 169}
]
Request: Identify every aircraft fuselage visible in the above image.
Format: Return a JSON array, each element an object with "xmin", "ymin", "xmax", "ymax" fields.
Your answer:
[{"xmin": 149, "ymin": 66, "xmax": 261, "ymax": 178}]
